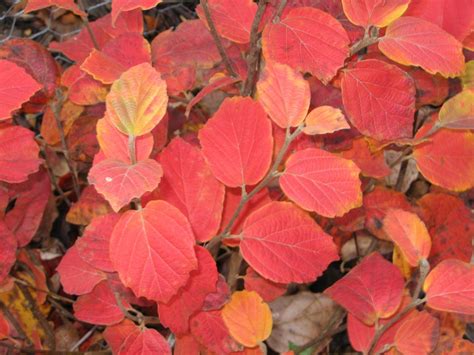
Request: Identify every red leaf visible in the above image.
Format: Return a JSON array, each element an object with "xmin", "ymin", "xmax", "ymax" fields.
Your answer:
[
  {"xmin": 24, "ymin": 0, "xmax": 86, "ymax": 17},
  {"xmin": 0, "ymin": 222, "xmax": 17, "ymax": 283},
  {"xmin": 363, "ymin": 186, "xmax": 412, "ymax": 240},
  {"xmin": 256, "ymin": 62, "xmax": 310, "ymax": 128},
  {"xmin": 158, "ymin": 246, "xmax": 218, "ymax": 335},
  {"xmin": 159, "ymin": 138, "xmax": 225, "ymax": 242},
  {"xmin": 0, "ymin": 312, "xmax": 10, "ymax": 339},
  {"xmin": 119, "ymin": 327, "xmax": 170, "ymax": 355},
  {"xmin": 73, "ymin": 280, "xmax": 129, "ymax": 325},
  {"xmin": 4, "ymin": 170, "xmax": 50, "ymax": 246},
  {"xmin": 190, "ymin": 310, "xmax": 241, "ymax": 353},
  {"xmin": 109, "ymin": 200, "xmax": 197, "ymax": 303},
  {"xmin": 175, "ymin": 334, "xmax": 202, "ymax": 355},
  {"xmin": 280, "ymin": 148, "xmax": 362, "ymax": 217},
  {"xmin": 151, "ymin": 20, "xmax": 221, "ymax": 93},
  {"xmin": 199, "ymin": 97, "xmax": 273, "ymax": 187},
  {"xmin": 423, "ymin": 259, "xmax": 474, "ymax": 315},
  {"xmin": 88, "ymin": 159, "xmax": 163, "ymax": 212},
  {"xmin": 244, "ymin": 267, "xmax": 287, "ymax": 303},
  {"xmin": 96, "ymin": 118, "xmax": 154, "ymax": 164},
  {"xmin": 378, "ymin": 17, "xmax": 465, "ymax": 78},
  {"xmin": 342, "ymin": 0, "xmax": 410, "ymax": 28},
  {"xmin": 202, "ymin": 274, "xmax": 231, "ymax": 311},
  {"xmin": 197, "ymin": 0, "xmax": 257, "ymax": 43},
  {"xmin": 0, "ymin": 60, "xmax": 41, "ymax": 120},
  {"xmin": 0, "ymin": 39, "xmax": 61, "ymax": 101},
  {"xmin": 103, "ymin": 319, "xmax": 139, "ymax": 353},
  {"xmin": 75, "ymin": 213, "xmax": 120, "ymax": 272},
  {"xmin": 418, "ymin": 192, "xmax": 473, "ymax": 266},
  {"xmin": 325, "ymin": 252, "xmax": 404, "ymax": 325},
  {"xmin": 111, "ymin": 0, "xmax": 163, "ymax": 25},
  {"xmin": 347, "ymin": 295, "xmax": 415, "ymax": 353},
  {"xmin": 81, "ymin": 33, "xmax": 151, "ymax": 84},
  {"xmin": 341, "ymin": 59, "xmax": 416, "ymax": 140},
  {"xmin": 220, "ymin": 187, "xmax": 271, "ymax": 235},
  {"xmin": 186, "ymin": 74, "xmax": 240, "ymax": 117},
  {"xmin": 0, "ymin": 125, "xmax": 42, "ymax": 183},
  {"xmin": 413, "ymin": 129, "xmax": 474, "ymax": 191},
  {"xmin": 49, "ymin": 10, "xmax": 143, "ymax": 63},
  {"xmin": 241, "ymin": 201, "xmax": 339, "ymax": 284},
  {"xmin": 262, "ymin": 7, "xmax": 350, "ymax": 83},
  {"xmin": 394, "ymin": 311, "xmax": 440, "ymax": 355},
  {"xmin": 57, "ymin": 246, "xmax": 106, "ymax": 295},
  {"xmin": 404, "ymin": 0, "xmax": 474, "ymax": 43},
  {"xmin": 383, "ymin": 209, "xmax": 431, "ymax": 267},
  {"xmin": 340, "ymin": 137, "xmax": 390, "ymax": 179}
]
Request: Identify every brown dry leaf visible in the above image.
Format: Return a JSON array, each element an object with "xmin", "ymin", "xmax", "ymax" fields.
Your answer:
[
  {"xmin": 268, "ymin": 292, "xmax": 344, "ymax": 353},
  {"xmin": 384, "ymin": 150, "xmax": 419, "ymax": 193}
]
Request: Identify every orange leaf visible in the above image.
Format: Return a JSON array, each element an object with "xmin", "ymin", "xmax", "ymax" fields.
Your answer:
[
  {"xmin": 24, "ymin": 0, "xmax": 86, "ymax": 17},
  {"xmin": 378, "ymin": 17, "xmax": 465, "ymax": 78},
  {"xmin": 196, "ymin": 0, "xmax": 257, "ymax": 43},
  {"xmin": 341, "ymin": 59, "xmax": 416, "ymax": 141},
  {"xmin": 222, "ymin": 291, "xmax": 272, "ymax": 347},
  {"xmin": 105, "ymin": 63, "xmax": 168, "ymax": 137},
  {"xmin": 383, "ymin": 209, "xmax": 431, "ymax": 267},
  {"xmin": 303, "ymin": 105, "xmax": 349, "ymax": 135},
  {"xmin": 88, "ymin": 159, "xmax": 163, "ymax": 212},
  {"xmin": 325, "ymin": 252, "xmax": 404, "ymax": 325},
  {"xmin": 280, "ymin": 148, "xmax": 362, "ymax": 217},
  {"xmin": 342, "ymin": 0, "xmax": 410, "ymax": 27},
  {"xmin": 109, "ymin": 201, "xmax": 197, "ymax": 303},
  {"xmin": 256, "ymin": 62, "xmax": 310, "ymax": 129},
  {"xmin": 111, "ymin": 0, "xmax": 162, "ymax": 25},
  {"xmin": 436, "ymin": 90, "xmax": 474, "ymax": 130},
  {"xmin": 0, "ymin": 60, "xmax": 42, "ymax": 120},
  {"xmin": 413, "ymin": 129, "xmax": 474, "ymax": 191},
  {"xmin": 241, "ymin": 201, "xmax": 339, "ymax": 284},
  {"xmin": 423, "ymin": 259, "xmax": 474, "ymax": 315},
  {"xmin": 262, "ymin": 7, "xmax": 350, "ymax": 83},
  {"xmin": 81, "ymin": 33, "xmax": 151, "ymax": 84},
  {"xmin": 394, "ymin": 311, "xmax": 440, "ymax": 355}
]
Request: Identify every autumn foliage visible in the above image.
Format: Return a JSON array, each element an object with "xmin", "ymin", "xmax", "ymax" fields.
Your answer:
[{"xmin": 0, "ymin": 0, "xmax": 473, "ymax": 354}]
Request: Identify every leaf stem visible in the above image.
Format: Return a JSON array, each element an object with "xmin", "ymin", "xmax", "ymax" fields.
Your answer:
[
  {"xmin": 207, "ymin": 125, "xmax": 303, "ymax": 252},
  {"xmin": 201, "ymin": 0, "xmax": 238, "ymax": 78},
  {"xmin": 78, "ymin": 0, "xmax": 100, "ymax": 50},
  {"xmin": 365, "ymin": 260, "xmax": 430, "ymax": 354},
  {"xmin": 273, "ymin": 0, "xmax": 287, "ymax": 23},
  {"xmin": 350, "ymin": 26, "xmax": 379, "ymax": 56}
]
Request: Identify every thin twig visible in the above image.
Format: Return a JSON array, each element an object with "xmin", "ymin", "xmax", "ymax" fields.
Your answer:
[
  {"xmin": 294, "ymin": 324, "xmax": 347, "ymax": 354},
  {"xmin": 201, "ymin": 0, "xmax": 238, "ymax": 78},
  {"xmin": 78, "ymin": 0, "xmax": 100, "ymax": 50},
  {"xmin": 273, "ymin": 0, "xmax": 287, "ymax": 22},
  {"xmin": 69, "ymin": 325, "xmax": 98, "ymax": 351},
  {"xmin": 50, "ymin": 89, "xmax": 81, "ymax": 199},
  {"xmin": 241, "ymin": 0, "xmax": 268, "ymax": 96},
  {"xmin": 13, "ymin": 276, "xmax": 74, "ymax": 304}
]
